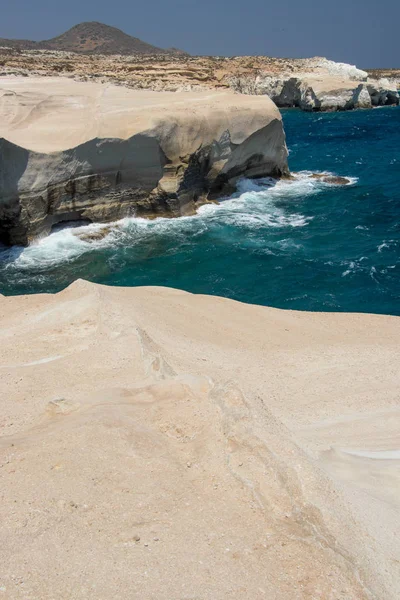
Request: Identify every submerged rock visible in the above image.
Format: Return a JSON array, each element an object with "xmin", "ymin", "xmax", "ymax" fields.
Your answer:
[
  {"xmin": 311, "ymin": 174, "xmax": 351, "ymax": 185},
  {"xmin": 0, "ymin": 77, "xmax": 289, "ymax": 246},
  {"xmin": 74, "ymin": 225, "xmax": 115, "ymax": 242}
]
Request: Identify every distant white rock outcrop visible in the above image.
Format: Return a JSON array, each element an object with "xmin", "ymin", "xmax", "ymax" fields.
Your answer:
[
  {"xmin": 308, "ymin": 57, "xmax": 368, "ymax": 81},
  {"xmin": 229, "ymin": 58, "xmax": 399, "ymax": 111},
  {"xmin": 367, "ymin": 78, "xmax": 400, "ymax": 106}
]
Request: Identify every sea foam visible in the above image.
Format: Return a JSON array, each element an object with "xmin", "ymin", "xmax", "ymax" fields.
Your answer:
[{"xmin": 3, "ymin": 171, "xmax": 332, "ymax": 272}]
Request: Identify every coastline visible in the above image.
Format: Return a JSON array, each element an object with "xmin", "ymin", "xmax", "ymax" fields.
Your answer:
[
  {"xmin": 0, "ymin": 77, "xmax": 289, "ymax": 245},
  {"xmin": 1, "ymin": 19, "xmax": 399, "ymax": 600}
]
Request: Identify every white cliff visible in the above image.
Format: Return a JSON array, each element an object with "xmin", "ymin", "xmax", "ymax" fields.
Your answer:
[{"xmin": 0, "ymin": 77, "xmax": 289, "ymax": 245}]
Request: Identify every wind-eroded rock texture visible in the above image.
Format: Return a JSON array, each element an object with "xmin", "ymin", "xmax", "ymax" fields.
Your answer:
[
  {"xmin": 0, "ymin": 78, "xmax": 288, "ymax": 245},
  {"xmin": 1, "ymin": 280, "xmax": 400, "ymax": 599}
]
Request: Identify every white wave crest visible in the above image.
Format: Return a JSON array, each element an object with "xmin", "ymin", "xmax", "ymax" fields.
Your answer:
[
  {"xmin": 1, "ymin": 171, "xmax": 353, "ymax": 272},
  {"xmin": 3, "ymin": 222, "xmax": 117, "ymax": 271},
  {"xmin": 377, "ymin": 240, "xmax": 398, "ymax": 253}
]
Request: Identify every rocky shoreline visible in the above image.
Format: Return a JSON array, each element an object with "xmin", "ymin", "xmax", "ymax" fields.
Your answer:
[
  {"xmin": 0, "ymin": 53, "xmax": 398, "ymax": 246},
  {"xmin": 1, "ymin": 48, "xmax": 399, "ymax": 111},
  {"xmin": 230, "ymin": 74, "xmax": 399, "ymax": 111},
  {"xmin": 0, "ymin": 78, "xmax": 288, "ymax": 246}
]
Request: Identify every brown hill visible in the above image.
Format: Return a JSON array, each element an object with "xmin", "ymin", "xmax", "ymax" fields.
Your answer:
[{"xmin": 0, "ymin": 22, "xmax": 187, "ymax": 56}]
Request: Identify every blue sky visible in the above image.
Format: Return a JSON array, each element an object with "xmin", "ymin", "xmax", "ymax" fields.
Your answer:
[{"xmin": 0, "ymin": 0, "xmax": 397, "ymax": 68}]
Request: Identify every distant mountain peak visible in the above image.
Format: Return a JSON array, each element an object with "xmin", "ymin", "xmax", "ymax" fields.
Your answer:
[{"xmin": 0, "ymin": 22, "xmax": 188, "ymax": 56}]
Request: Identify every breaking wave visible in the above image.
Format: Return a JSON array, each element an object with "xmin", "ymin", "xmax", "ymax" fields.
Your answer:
[{"xmin": 1, "ymin": 171, "xmax": 335, "ymax": 273}]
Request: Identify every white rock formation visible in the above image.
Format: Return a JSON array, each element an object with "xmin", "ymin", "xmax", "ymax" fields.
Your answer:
[
  {"xmin": 307, "ymin": 57, "xmax": 368, "ymax": 81},
  {"xmin": 0, "ymin": 77, "xmax": 289, "ymax": 245},
  {"xmin": 298, "ymin": 79, "xmax": 373, "ymax": 111},
  {"xmin": 1, "ymin": 280, "xmax": 400, "ymax": 599},
  {"xmin": 229, "ymin": 58, "xmax": 399, "ymax": 111},
  {"xmin": 367, "ymin": 78, "xmax": 400, "ymax": 106}
]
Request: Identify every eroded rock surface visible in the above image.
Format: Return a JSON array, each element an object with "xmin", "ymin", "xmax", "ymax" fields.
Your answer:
[
  {"xmin": 311, "ymin": 173, "xmax": 351, "ymax": 185},
  {"xmin": 0, "ymin": 281, "xmax": 399, "ymax": 599},
  {"xmin": 230, "ymin": 74, "xmax": 399, "ymax": 111},
  {"xmin": 0, "ymin": 77, "xmax": 288, "ymax": 245}
]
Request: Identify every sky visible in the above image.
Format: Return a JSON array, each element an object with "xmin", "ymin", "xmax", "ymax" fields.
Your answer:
[{"xmin": 0, "ymin": 0, "xmax": 398, "ymax": 69}]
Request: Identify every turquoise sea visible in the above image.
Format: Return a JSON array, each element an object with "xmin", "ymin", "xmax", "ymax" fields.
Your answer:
[{"xmin": 1, "ymin": 106, "xmax": 399, "ymax": 315}]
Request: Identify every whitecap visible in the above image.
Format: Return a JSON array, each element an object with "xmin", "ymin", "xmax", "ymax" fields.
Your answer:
[
  {"xmin": 3, "ymin": 222, "xmax": 118, "ymax": 272},
  {"xmin": 370, "ymin": 266, "xmax": 378, "ymax": 281},
  {"xmin": 341, "ymin": 261, "xmax": 356, "ymax": 277},
  {"xmin": 377, "ymin": 242, "xmax": 389, "ymax": 253}
]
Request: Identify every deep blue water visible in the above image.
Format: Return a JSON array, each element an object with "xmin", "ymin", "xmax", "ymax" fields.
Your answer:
[{"xmin": 1, "ymin": 107, "xmax": 399, "ymax": 315}]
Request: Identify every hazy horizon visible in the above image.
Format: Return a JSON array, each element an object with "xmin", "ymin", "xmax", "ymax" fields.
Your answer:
[{"xmin": 0, "ymin": 0, "xmax": 398, "ymax": 69}]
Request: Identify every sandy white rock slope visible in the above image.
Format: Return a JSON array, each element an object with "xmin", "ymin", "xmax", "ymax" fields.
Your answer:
[{"xmin": 0, "ymin": 281, "xmax": 399, "ymax": 599}]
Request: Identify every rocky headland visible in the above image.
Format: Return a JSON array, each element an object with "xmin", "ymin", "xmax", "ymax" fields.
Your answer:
[
  {"xmin": 0, "ymin": 77, "xmax": 288, "ymax": 245},
  {"xmin": 1, "ymin": 280, "xmax": 399, "ymax": 599}
]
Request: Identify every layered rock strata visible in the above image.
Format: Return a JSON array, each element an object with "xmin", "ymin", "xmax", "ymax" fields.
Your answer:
[{"xmin": 0, "ymin": 77, "xmax": 288, "ymax": 245}]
